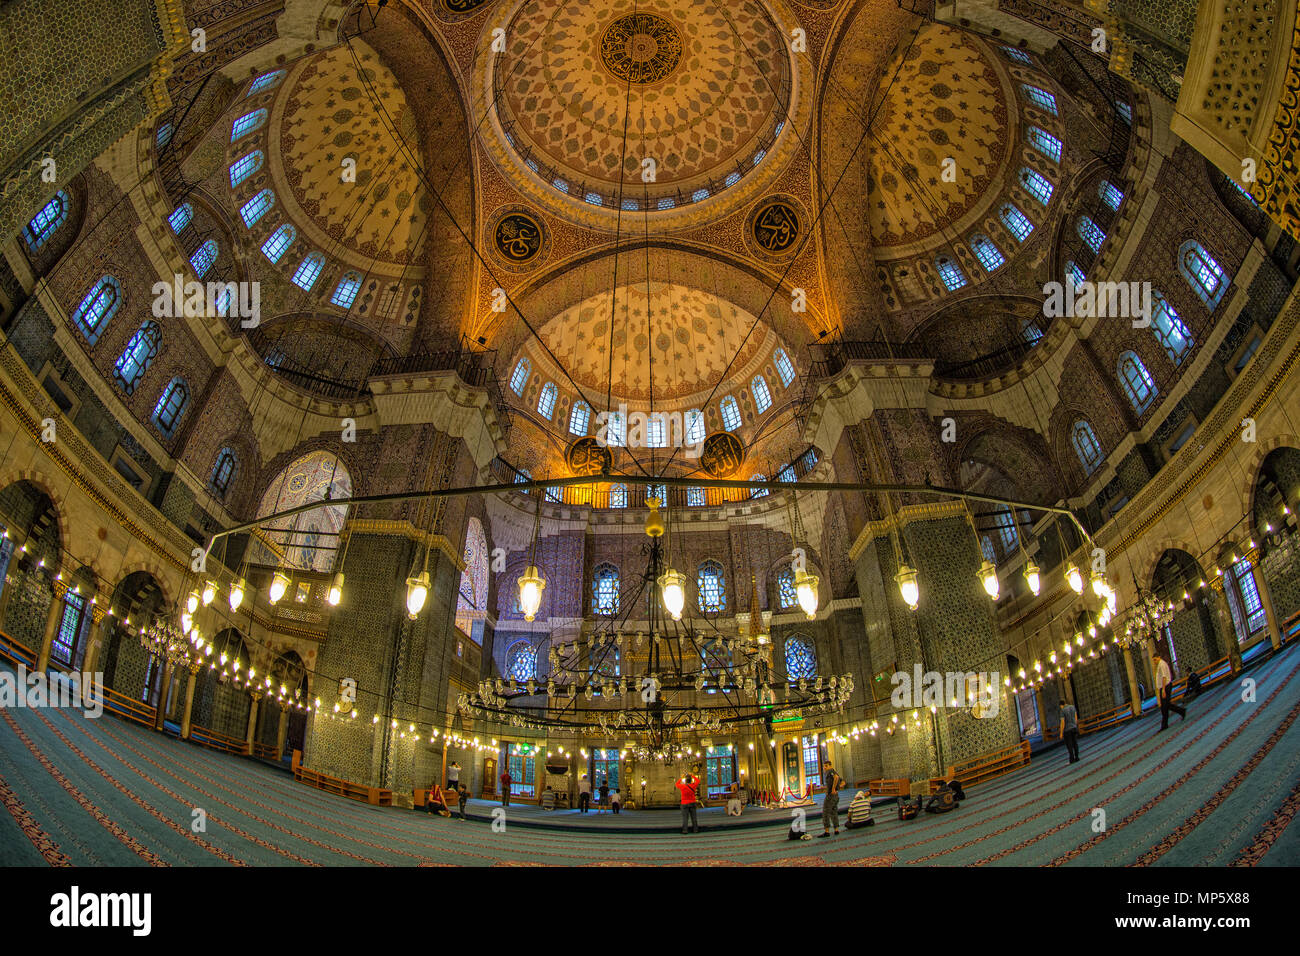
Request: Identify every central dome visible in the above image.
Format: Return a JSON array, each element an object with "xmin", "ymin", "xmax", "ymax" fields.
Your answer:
[{"xmin": 490, "ymin": 0, "xmax": 792, "ymax": 215}]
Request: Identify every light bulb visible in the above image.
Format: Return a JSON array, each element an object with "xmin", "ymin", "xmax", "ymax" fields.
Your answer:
[
  {"xmin": 186, "ymin": 590, "xmax": 199, "ymax": 614},
  {"xmin": 327, "ymin": 572, "xmax": 344, "ymax": 607},
  {"xmin": 895, "ymin": 564, "xmax": 919, "ymax": 610},
  {"xmin": 180, "ymin": 611, "xmax": 192, "ymax": 634},
  {"xmin": 201, "ymin": 580, "xmax": 217, "ymax": 606},
  {"xmin": 978, "ymin": 560, "xmax": 999, "ymax": 599},
  {"xmin": 269, "ymin": 570, "xmax": 290, "ymax": 604},
  {"xmin": 659, "ymin": 568, "xmax": 686, "ymax": 620},
  {"xmin": 517, "ymin": 565, "xmax": 546, "ymax": 622},
  {"xmin": 1090, "ymin": 570, "xmax": 1106, "ymax": 598},
  {"xmin": 1023, "ymin": 559, "xmax": 1040, "ymax": 596},
  {"xmin": 1065, "ymin": 564, "xmax": 1084, "ymax": 594},
  {"xmin": 794, "ymin": 568, "xmax": 819, "ymax": 619},
  {"xmin": 228, "ymin": 578, "xmax": 245, "ymax": 611}
]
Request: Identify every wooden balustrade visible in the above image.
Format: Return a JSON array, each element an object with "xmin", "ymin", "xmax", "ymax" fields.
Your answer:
[
  {"xmin": 943, "ymin": 740, "xmax": 1031, "ymax": 789},
  {"xmin": 0, "ymin": 630, "xmax": 35, "ymax": 668},
  {"xmin": 190, "ymin": 724, "xmax": 251, "ymax": 756},
  {"xmin": 1079, "ymin": 703, "xmax": 1133, "ymax": 734},
  {"xmin": 856, "ymin": 777, "xmax": 910, "ymax": 798},
  {"xmin": 291, "ymin": 750, "xmax": 392, "ymax": 806}
]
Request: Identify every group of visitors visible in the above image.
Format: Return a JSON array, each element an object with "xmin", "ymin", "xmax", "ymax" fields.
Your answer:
[
  {"xmin": 1058, "ymin": 650, "xmax": 1190, "ymax": 767},
  {"xmin": 425, "ymin": 783, "xmax": 469, "ymax": 820}
]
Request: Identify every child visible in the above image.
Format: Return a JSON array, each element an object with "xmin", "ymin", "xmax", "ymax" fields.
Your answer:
[
  {"xmin": 456, "ymin": 784, "xmax": 469, "ymax": 820},
  {"xmin": 610, "ymin": 788, "xmax": 621, "ymax": 813}
]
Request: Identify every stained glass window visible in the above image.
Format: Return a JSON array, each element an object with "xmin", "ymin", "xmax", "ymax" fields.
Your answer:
[
  {"xmin": 785, "ymin": 635, "xmax": 817, "ymax": 680},
  {"xmin": 331, "ymin": 271, "xmax": 362, "ymax": 308},
  {"xmin": 1151, "ymin": 292, "xmax": 1192, "ymax": 364},
  {"xmin": 752, "ymin": 375, "xmax": 772, "ymax": 413},
  {"xmin": 996, "ymin": 507, "xmax": 1018, "ymax": 551},
  {"xmin": 685, "ymin": 408, "xmax": 705, "ymax": 443},
  {"xmin": 506, "ymin": 641, "xmax": 536, "ymax": 681},
  {"xmin": 1020, "ymin": 167, "xmax": 1054, "ymax": 205},
  {"xmin": 1099, "ymin": 180, "xmax": 1124, "ymax": 211},
  {"xmin": 1021, "ymin": 84, "xmax": 1058, "ymax": 115},
  {"xmin": 750, "ymin": 473, "xmax": 768, "ymax": 498},
  {"xmin": 778, "ymin": 566, "xmax": 798, "ymax": 608},
  {"xmin": 1066, "ymin": 260, "xmax": 1086, "ymax": 286},
  {"xmin": 291, "ymin": 251, "xmax": 325, "ymax": 291},
  {"xmin": 506, "ymin": 743, "xmax": 536, "ymax": 797},
  {"xmin": 608, "ymin": 484, "xmax": 627, "ymax": 509},
  {"xmin": 156, "ymin": 122, "xmax": 173, "ymax": 148},
  {"xmin": 1179, "ymin": 240, "xmax": 1228, "ymax": 309},
  {"xmin": 152, "ymin": 377, "xmax": 190, "ymax": 438},
  {"xmin": 936, "ymin": 256, "xmax": 967, "ymax": 290},
  {"xmin": 51, "ymin": 591, "xmax": 86, "ymax": 667},
  {"xmin": 229, "ymin": 150, "xmax": 263, "ymax": 187},
  {"xmin": 168, "ymin": 203, "xmax": 192, "ymax": 234},
  {"xmin": 537, "ymin": 381, "xmax": 557, "ymax": 419},
  {"xmin": 605, "ymin": 410, "xmax": 626, "ymax": 446},
  {"xmin": 261, "ymin": 224, "xmax": 295, "ymax": 263},
  {"xmin": 230, "ymin": 109, "xmax": 267, "ymax": 142},
  {"xmin": 113, "ymin": 320, "xmax": 160, "ymax": 394},
  {"xmin": 247, "ymin": 70, "xmax": 285, "ymax": 96},
  {"xmin": 71, "ymin": 275, "xmax": 121, "ymax": 345},
  {"xmin": 720, "ymin": 395, "xmax": 741, "ymax": 431},
  {"xmin": 971, "ymin": 234, "xmax": 1005, "ymax": 272},
  {"xmin": 1021, "ymin": 319, "xmax": 1044, "ymax": 345},
  {"xmin": 24, "ymin": 191, "xmax": 68, "ymax": 249},
  {"xmin": 1078, "ymin": 215, "xmax": 1106, "ymax": 253},
  {"xmin": 569, "ymin": 400, "xmax": 591, "ymax": 435},
  {"xmin": 593, "ymin": 564, "xmax": 620, "ymax": 615},
  {"xmin": 1118, "ymin": 350, "xmax": 1157, "ymax": 413},
  {"xmin": 774, "ymin": 348, "xmax": 795, "ymax": 386},
  {"xmin": 801, "ymin": 734, "xmax": 823, "ymax": 787},
  {"xmin": 1072, "ymin": 420, "xmax": 1103, "ymax": 474},
  {"xmin": 1025, "ymin": 127, "xmax": 1062, "ymax": 162},
  {"xmin": 209, "ymin": 448, "xmax": 237, "ymax": 498},
  {"xmin": 1001, "ymin": 45, "xmax": 1032, "ymax": 64},
  {"xmin": 687, "ymin": 487, "xmax": 705, "ymax": 507},
  {"xmin": 239, "ymin": 189, "xmax": 275, "ymax": 227},
  {"xmin": 645, "ymin": 413, "xmax": 666, "ymax": 447},
  {"xmin": 697, "ymin": 560, "xmax": 727, "ymax": 613},
  {"xmin": 510, "ymin": 358, "xmax": 530, "ymax": 395},
  {"xmin": 981, "ymin": 536, "xmax": 997, "ymax": 564},
  {"xmin": 1115, "ymin": 100, "xmax": 1132, "ymax": 124},
  {"xmin": 189, "ymin": 239, "xmax": 218, "ymax": 278},
  {"xmin": 1000, "ymin": 203, "xmax": 1034, "ymax": 242}
]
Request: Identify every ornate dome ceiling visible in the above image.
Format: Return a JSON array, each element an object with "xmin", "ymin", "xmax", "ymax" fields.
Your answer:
[
  {"xmin": 867, "ymin": 25, "xmax": 1012, "ymax": 250},
  {"xmin": 268, "ymin": 41, "xmax": 429, "ymax": 270},
  {"xmin": 478, "ymin": 0, "xmax": 807, "ymax": 228},
  {"xmin": 525, "ymin": 282, "xmax": 779, "ymax": 405}
]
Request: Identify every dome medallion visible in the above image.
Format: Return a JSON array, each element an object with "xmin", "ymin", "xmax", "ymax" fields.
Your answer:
[{"xmin": 599, "ymin": 13, "xmax": 683, "ymax": 84}]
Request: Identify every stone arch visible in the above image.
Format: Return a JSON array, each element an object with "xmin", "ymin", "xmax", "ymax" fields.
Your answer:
[
  {"xmin": 100, "ymin": 570, "xmax": 167, "ymax": 703},
  {"xmin": 253, "ymin": 448, "xmax": 353, "ymax": 573},
  {"xmin": 1150, "ymin": 548, "xmax": 1222, "ymax": 675},
  {"xmin": 1250, "ymin": 444, "xmax": 1300, "ymax": 625},
  {"xmin": 192, "ymin": 627, "xmax": 253, "ymax": 740},
  {"xmin": 0, "ymin": 477, "xmax": 65, "ymax": 653}
]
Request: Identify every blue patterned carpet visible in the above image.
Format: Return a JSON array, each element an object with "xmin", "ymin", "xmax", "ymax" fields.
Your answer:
[{"xmin": 2, "ymin": 645, "xmax": 1298, "ymax": 866}]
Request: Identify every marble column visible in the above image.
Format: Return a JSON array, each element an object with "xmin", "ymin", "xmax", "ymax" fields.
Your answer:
[
  {"xmin": 152, "ymin": 659, "xmax": 172, "ymax": 731},
  {"xmin": 1122, "ymin": 645, "xmax": 1141, "ymax": 717},
  {"xmin": 180, "ymin": 662, "xmax": 200, "ymax": 739},
  {"xmin": 246, "ymin": 692, "xmax": 262, "ymax": 755},
  {"xmin": 34, "ymin": 577, "xmax": 69, "ymax": 672}
]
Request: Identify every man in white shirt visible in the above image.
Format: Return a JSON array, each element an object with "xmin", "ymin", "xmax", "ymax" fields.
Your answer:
[{"xmin": 1155, "ymin": 653, "xmax": 1186, "ymax": 731}]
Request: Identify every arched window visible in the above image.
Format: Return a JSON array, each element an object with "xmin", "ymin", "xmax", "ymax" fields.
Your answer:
[
  {"xmin": 209, "ymin": 448, "xmax": 237, "ymax": 498},
  {"xmin": 608, "ymin": 484, "xmax": 627, "ymax": 509},
  {"xmin": 506, "ymin": 641, "xmax": 537, "ymax": 681},
  {"xmin": 24, "ymin": 191, "xmax": 68, "ymax": 249},
  {"xmin": 645, "ymin": 413, "xmax": 667, "ymax": 447},
  {"xmin": 1025, "ymin": 127, "xmax": 1062, "ymax": 162},
  {"xmin": 592, "ymin": 564, "xmax": 620, "ymax": 615},
  {"xmin": 687, "ymin": 486, "xmax": 706, "ymax": 507},
  {"xmin": 189, "ymin": 239, "xmax": 218, "ymax": 278},
  {"xmin": 1021, "ymin": 319, "xmax": 1044, "ymax": 345},
  {"xmin": 970, "ymin": 234, "xmax": 1005, "ymax": 272},
  {"xmin": 1225, "ymin": 559, "xmax": 1267, "ymax": 638},
  {"xmin": 1099, "ymin": 180, "xmax": 1124, "ymax": 211},
  {"xmin": 261, "ymin": 223, "xmax": 295, "ymax": 263},
  {"xmin": 247, "ymin": 69, "xmax": 285, "ymax": 97},
  {"xmin": 152, "ymin": 377, "xmax": 190, "ymax": 438},
  {"xmin": 749, "ymin": 473, "xmax": 768, "ymax": 498},
  {"xmin": 1151, "ymin": 292, "xmax": 1193, "ymax": 364},
  {"xmin": 331, "ymin": 272, "xmax": 362, "ymax": 309},
  {"xmin": 156, "ymin": 122, "xmax": 173, "ymax": 148},
  {"xmin": 936, "ymin": 255, "xmax": 967, "ymax": 290},
  {"xmin": 456, "ymin": 517, "xmax": 490, "ymax": 638},
  {"xmin": 996, "ymin": 507, "xmax": 1018, "ymax": 551},
  {"xmin": 752, "ymin": 375, "xmax": 772, "ymax": 413},
  {"xmin": 1020, "ymin": 167, "xmax": 1054, "ymax": 206},
  {"xmin": 1000, "ymin": 203, "xmax": 1034, "ymax": 242},
  {"xmin": 167, "ymin": 203, "xmax": 192, "ymax": 233},
  {"xmin": 569, "ymin": 400, "xmax": 591, "ymax": 435},
  {"xmin": 1001, "ymin": 45, "xmax": 1033, "ymax": 64},
  {"xmin": 1021, "ymin": 84, "xmax": 1058, "ymax": 115},
  {"xmin": 1118, "ymin": 350, "xmax": 1157, "ymax": 413},
  {"xmin": 1115, "ymin": 100, "xmax": 1133, "ymax": 124},
  {"xmin": 777, "ymin": 464, "xmax": 796, "ymax": 483},
  {"xmin": 1066, "ymin": 260, "xmax": 1086, "ymax": 286},
  {"xmin": 981, "ymin": 536, "xmax": 997, "ymax": 564},
  {"xmin": 239, "ymin": 189, "xmax": 275, "ymax": 227},
  {"xmin": 720, "ymin": 395, "xmax": 741, "ymax": 431},
  {"xmin": 509, "ymin": 358, "xmax": 530, "ymax": 395},
  {"xmin": 685, "ymin": 408, "xmax": 705, "ymax": 443},
  {"xmin": 291, "ymin": 251, "xmax": 325, "ymax": 291},
  {"xmin": 773, "ymin": 348, "xmax": 795, "ymax": 387},
  {"xmin": 71, "ymin": 275, "xmax": 121, "ymax": 345},
  {"xmin": 254, "ymin": 450, "xmax": 352, "ymax": 573},
  {"xmin": 605, "ymin": 409, "xmax": 626, "ymax": 446},
  {"xmin": 229, "ymin": 150, "xmax": 263, "ymax": 187},
  {"xmin": 647, "ymin": 482, "xmax": 666, "ymax": 504},
  {"xmin": 537, "ymin": 381, "xmax": 557, "ymax": 419},
  {"xmin": 785, "ymin": 635, "xmax": 817, "ymax": 680},
  {"xmin": 777, "ymin": 566, "xmax": 798, "ymax": 608},
  {"xmin": 1179, "ymin": 240, "xmax": 1228, "ymax": 309},
  {"xmin": 1071, "ymin": 420, "xmax": 1103, "ymax": 474},
  {"xmin": 230, "ymin": 109, "xmax": 267, "ymax": 142},
  {"xmin": 113, "ymin": 320, "xmax": 161, "ymax": 394},
  {"xmin": 1077, "ymin": 215, "xmax": 1106, "ymax": 253},
  {"xmin": 697, "ymin": 560, "xmax": 727, "ymax": 613}
]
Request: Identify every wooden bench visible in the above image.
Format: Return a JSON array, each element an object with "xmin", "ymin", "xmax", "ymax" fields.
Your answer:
[
  {"xmin": 856, "ymin": 778, "xmax": 910, "ymax": 798},
  {"xmin": 942, "ymin": 740, "xmax": 1031, "ymax": 790},
  {"xmin": 0, "ymin": 630, "xmax": 35, "ymax": 668},
  {"xmin": 251, "ymin": 740, "xmax": 279, "ymax": 760},
  {"xmin": 190, "ymin": 724, "xmax": 251, "ymax": 756},
  {"xmin": 99, "ymin": 685, "xmax": 156, "ymax": 728},
  {"xmin": 292, "ymin": 751, "xmax": 392, "ymax": 806},
  {"xmin": 1079, "ymin": 702, "xmax": 1133, "ymax": 735}
]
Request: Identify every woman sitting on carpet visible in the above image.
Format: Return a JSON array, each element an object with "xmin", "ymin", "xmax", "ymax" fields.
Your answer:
[{"xmin": 426, "ymin": 785, "xmax": 452, "ymax": 817}]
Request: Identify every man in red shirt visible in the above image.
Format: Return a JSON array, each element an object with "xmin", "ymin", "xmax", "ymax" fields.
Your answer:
[
  {"xmin": 676, "ymin": 772, "xmax": 700, "ymax": 834},
  {"xmin": 500, "ymin": 770, "xmax": 511, "ymax": 806}
]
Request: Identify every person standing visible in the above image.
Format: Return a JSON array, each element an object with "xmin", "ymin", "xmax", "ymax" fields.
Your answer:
[
  {"xmin": 1156, "ymin": 653, "xmax": 1186, "ymax": 731},
  {"xmin": 456, "ymin": 784, "xmax": 469, "ymax": 820},
  {"xmin": 500, "ymin": 769, "xmax": 512, "ymax": 806},
  {"xmin": 598, "ymin": 778, "xmax": 610, "ymax": 809},
  {"xmin": 1059, "ymin": 698, "xmax": 1080, "ymax": 763},
  {"xmin": 447, "ymin": 761, "xmax": 461, "ymax": 790},
  {"xmin": 578, "ymin": 774, "xmax": 592, "ymax": 813},
  {"xmin": 610, "ymin": 788, "xmax": 621, "ymax": 814},
  {"xmin": 818, "ymin": 760, "xmax": 844, "ymax": 837},
  {"xmin": 676, "ymin": 772, "xmax": 700, "ymax": 833}
]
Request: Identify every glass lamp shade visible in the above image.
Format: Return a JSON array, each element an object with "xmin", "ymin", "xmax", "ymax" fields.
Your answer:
[
  {"xmin": 1090, "ymin": 570, "xmax": 1107, "ymax": 598},
  {"xmin": 201, "ymin": 580, "xmax": 217, "ymax": 606},
  {"xmin": 327, "ymin": 572, "xmax": 344, "ymax": 607},
  {"xmin": 186, "ymin": 590, "xmax": 200, "ymax": 614},
  {"xmin": 895, "ymin": 564, "xmax": 920, "ymax": 610},
  {"xmin": 269, "ymin": 570, "xmax": 291, "ymax": 604},
  {"xmin": 228, "ymin": 578, "xmax": 245, "ymax": 611},
  {"xmin": 979, "ymin": 560, "xmax": 1000, "ymax": 599},
  {"xmin": 406, "ymin": 571, "xmax": 430, "ymax": 617},
  {"xmin": 659, "ymin": 568, "xmax": 687, "ymax": 620},
  {"xmin": 517, "ymin": 565, "xmax": 546, "ymax": 622},
  {"xmin": 794, "ymin": 568, "xmax": 819, "ymax": 620},
  {"xmin": 644, "ymin": 498, "xmax": 666, "ymax": 538},
  {"xmin": 1024, "ymin": 560, "xmax": 1041, "ymax": 596},
  {"xmin": 1065, "ymin": 564, "xmax": 1084, "ymax": 594},
  {"xmin": 180, "ymin": 611, "xmax": 193, "ymax": 634}
]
